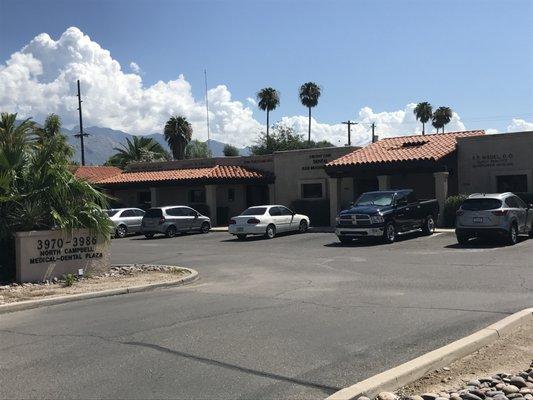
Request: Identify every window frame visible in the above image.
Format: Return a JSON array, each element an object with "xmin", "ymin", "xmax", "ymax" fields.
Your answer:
[{"xmin": 300, "ymin": 180, "xmax": 325, "ymax": 200}]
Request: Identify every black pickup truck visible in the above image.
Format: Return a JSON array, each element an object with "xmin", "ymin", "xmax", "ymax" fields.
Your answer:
[{"xmin": 335, "ymin": 189, "xmax": 439, "ymax": 244}]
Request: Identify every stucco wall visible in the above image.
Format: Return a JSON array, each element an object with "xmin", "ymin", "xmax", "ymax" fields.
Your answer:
[
  {"xmin": 458, "ymin": 131, "xmax": 533, "ymax": 194},
  {"xmin": 216, "ymin": 184, "xmax": 247, "ymax": 219},
  {"xmin": 273, "ymin": 146, "xmax": 357, "ymax": 207}
]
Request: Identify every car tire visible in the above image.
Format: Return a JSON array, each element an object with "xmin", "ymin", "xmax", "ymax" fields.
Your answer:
[
  {"xmin": 421, "ymin": 215, "xmax": 435, "ymax": 235},
  {"xmin": 236, "ymin": 234, "xmax": 247, "ymax": 240},
  {"xmin": 382, "ymin": 222, "xmax": 396, "ymax": 244},
  {"xmin": 265, "ymin": 224, "xmax": 276, "ymax": 239},
  {"xmin": 338, "ymin": 236, "xmax": 352, "ymax": 244},
  {"xmin": 200, "ymin": 222, "xmax": 210, "ymax": 234},
  {"xmin": 456, "ymin": 232, "xmax": 469, "ymax": 245},
  {"xmin": 144, "ymin": 232, "xmax": 154, "ymax": 239},
  {"xmin": 165, "ymin": 225, "xmax": 177, "ymax": 238},
  {"xmin": 115, "ymin": 225, "xmax": 127, "ymax": 238},
  {"xmin": 299, "ymin": 220, "xmax": 308, "ymax": 233},
  {"xmin": 506, "ymin": 223, "xmax": 518, "ymax": 246},
  {"xmin": 529, "ymin": 229, "xmax": 533, "ymax": 239}
]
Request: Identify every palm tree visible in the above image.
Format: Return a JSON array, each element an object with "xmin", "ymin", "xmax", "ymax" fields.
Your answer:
[
  {"xmin": 432, "ymin": 106, "xmax": 453, "ymax": 133},
  {"xmin": 33, "ymin": 113, "xmax": 71, "ymax": 156},
  {"xmin": 413, "ymin": 102, "xmax": 433, "ymax": 135},
  {"xmin": 0, "ymin": 112, "xmax": 110, "ymax": 281},
  {"xmin": 256, "ymin": 87, "xmax": 280, "ymax": 141},
  {"xmin": 106, "ymin": 136, "xmax": 170, "ymax": 168},
  {"xmin": 164, "ymin": 116, "xmax": 192, "ymax": 160},
  {"xmin": 299, "ymin": 82, "xmax": 321, "ymax": 143}
]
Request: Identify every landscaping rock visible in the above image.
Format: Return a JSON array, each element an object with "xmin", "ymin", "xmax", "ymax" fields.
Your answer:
[{"xmin": 377, "ymin": 392, "xmax": 398, "ymax": 400}]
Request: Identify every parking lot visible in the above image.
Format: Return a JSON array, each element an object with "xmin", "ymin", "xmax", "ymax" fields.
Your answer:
[{"xmin": 1, "ymin": 230, "xmax": 532, "ymax": 399}]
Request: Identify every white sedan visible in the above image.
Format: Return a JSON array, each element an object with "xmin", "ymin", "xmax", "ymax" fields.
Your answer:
[{"xmin": 228, "ymin": 205, "xmax": 310, "ymax": 240}]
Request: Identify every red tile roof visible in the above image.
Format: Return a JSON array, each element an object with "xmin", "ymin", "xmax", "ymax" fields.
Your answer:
[
  {"xmin": 73, "ymin": 166, "xmax": 122, "ymax": 183},
  {"xmin": 97, "ymin": 165, "xmax": 272, "ymax": 185},
  {"xmin": 327, "ymin": 130, "xmax": 485, "ymax": 167}
]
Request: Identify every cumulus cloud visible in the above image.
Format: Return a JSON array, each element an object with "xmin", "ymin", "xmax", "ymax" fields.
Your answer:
[
  {"xmin": 0, "ymin": 27, "xmax": 500, "ymax": 149},
  {"xmin": 129, "ymin": 62, "xmax": 141, "ymax": 74},
  {"xmin": 0, "ymin": 27, "xmax": 261, "ymax": 146},
  {"xmin": 507, "ymin": 118, "xmax": 533, "ymax": 132}
]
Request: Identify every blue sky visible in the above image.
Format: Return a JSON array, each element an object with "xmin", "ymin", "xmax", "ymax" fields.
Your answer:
[{"xmin": 1, "ymin": 0, "xmax": 532, "ymax": 145}]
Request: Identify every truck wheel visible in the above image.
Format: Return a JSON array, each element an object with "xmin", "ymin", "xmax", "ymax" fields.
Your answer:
[
  {"xmin": 338, "ymin": 236, "xmax": 352, "ymax": 244},
  {"xmin": 421, "ymin": 215, "xmax": 435, "ymax": 235},
  {"xmin": 383, "ymin": 222, "xmax": 396, "ymax": 243},
  {"xmin": 165, "ymin": 225, "xmax": 177, "ymax": 238},
  {"xmin": 265, "ymin": 224, "xmax": 276, "ymax": 239},
  {"xmin": 144, "ymin": 232, "xmax": 154, "ymax": 239},
  {"xmin": 115, "ymin": 224, "xmax": 127, "ymax": 238},
  {"xmin": 456, "ymin": 232, "xmax": 469, "ymax": 245},
  {"xmin": 236, "ymin": 234, "xmax": 247, "ymax": 240},
  {"xmin": 506, "ymin": 223, "xmax": 518, "ymax": 246}
]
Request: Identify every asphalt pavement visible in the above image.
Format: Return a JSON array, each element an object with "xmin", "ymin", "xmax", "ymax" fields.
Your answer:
[{"xmin": 1, "ymin": 230, "xmax": 532, "ymax": 399}]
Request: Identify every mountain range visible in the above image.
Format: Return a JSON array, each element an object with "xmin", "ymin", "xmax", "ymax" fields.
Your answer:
[{"xmin": 60, "ymin": 126, "xmax": 250, "ymax": 165}]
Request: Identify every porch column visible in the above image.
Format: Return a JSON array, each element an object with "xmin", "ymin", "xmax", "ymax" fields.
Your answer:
[
  {"xmin": 268, "ymin": 184, "xmax": 276, "ymax": 204},
  {"xmin": 205, "ymin": 185, "xmax": 218, "ymax": 226},
  {"xmin": 150, "ymin": 187, "xmax": 158, "ymax": 207},
  {"xmin": 329, "ymin": 178, "xmax": 341, "ymax": 226},
  {"xmin": 433, "ymin": 171, "xmax": 449, "ymax": 226},
  {"xmin": 377, "ymin": 175, "xmax": 391, "ymax": 190}
]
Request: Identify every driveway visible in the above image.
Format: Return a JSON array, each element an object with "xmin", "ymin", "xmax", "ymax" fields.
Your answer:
[{"xmin": 1, "ymin": 231, "xmax": 532, "ymax": 399}]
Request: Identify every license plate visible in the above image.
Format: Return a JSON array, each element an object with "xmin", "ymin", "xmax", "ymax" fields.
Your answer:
[
  {"xmin": 473, "ymin": 217, "xmax": 483, "ymax": 223},
  {"xmin": 237, "ymin": 227, "xmax": 244, "ymax": 232}
]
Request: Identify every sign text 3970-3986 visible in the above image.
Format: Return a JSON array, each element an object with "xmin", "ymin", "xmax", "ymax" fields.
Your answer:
[{"xmin": 31, "ymin": 235, "xmax": 102, "ymax": 264}]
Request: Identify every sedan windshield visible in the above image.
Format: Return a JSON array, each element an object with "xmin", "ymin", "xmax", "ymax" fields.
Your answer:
[
  {"xmin": 355, "ymin": 193, "xmax": 394, "ymax": 206},
  {"xmin": 106, "ymin": 210, "xmax": 119, "ymax": 217},
  {"xmin": 241, "ymin": 207, "xmax": 267, "ymax": 216}
]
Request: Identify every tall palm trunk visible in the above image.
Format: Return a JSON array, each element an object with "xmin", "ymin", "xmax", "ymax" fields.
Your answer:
[
  {"xmin": 422, "ymin": 122, "xmax": 425, "ymax": 135},
  {"xmin": 307, "ymin": 107, "xmax": 311, "ymax": 143},
  {"xmin": 266, "ymin": 109, "xmax": 270, "ymax": 140}
]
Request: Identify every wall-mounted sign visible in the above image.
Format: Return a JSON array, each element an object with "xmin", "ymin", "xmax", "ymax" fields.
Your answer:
[
  {"xmin": 15, "ymin": 229, "xmax": 110, "ymax": 283},
  {"xmin": 302, "ymin": 153, "xmax": 332, "ymax": 171},
  {"xmin": 471, "ymin": 153, "xmax": 514, "ymax": 169}
]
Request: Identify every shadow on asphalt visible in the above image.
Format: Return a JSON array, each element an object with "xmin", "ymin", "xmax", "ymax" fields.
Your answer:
[
  {"xmin": 324, "ymin": 231, "xmax": 427, "ymax": 247},
  {"xmin": 445, "ymin": 236, "xmax": 528, "ymax": 249},
  {"xmin": 220, "ymin": 230, "xmax": 305, "ymax": 243},
  {"xmin": 122, "ymin": 341, "xmax": 341, "ymax": 395}
]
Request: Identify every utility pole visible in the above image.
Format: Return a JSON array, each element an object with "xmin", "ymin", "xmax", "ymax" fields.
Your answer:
[
  {"xmin": 204, "ymin": 69, "xmax": 211, "ymax": 156},
  {"xmin": 341, "ymin": 120, "xmax": 358, "ymax": 146},
  {"xmin": 75, "ymin": 80, "xmax": 89, "ymax": 165},
  {"xmin": 371, "ymin": 122, "xmax": 377, "ymax": 143}
]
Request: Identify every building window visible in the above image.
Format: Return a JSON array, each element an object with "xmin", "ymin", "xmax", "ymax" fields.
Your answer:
[
  {"xmin": 497, "ymin": 175, "xmax": 527, "ymax": 193},
  {"xmin": 228, "ymin": 188, "xmax": 235, "ymax": 202},
  {"xmin": 189, "ymin": 189, "xmax": 206, "ymax": 203},
  {"xmin": 301, "ymin": 183, "xmax": 323, "ymax": 199},
  {"xmin": 138, "ymin": 191, "xmax": 151, "ymax": 208}
]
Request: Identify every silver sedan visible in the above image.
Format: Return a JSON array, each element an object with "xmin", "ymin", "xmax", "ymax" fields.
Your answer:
[{"xmin": 107, "ymin": 208, "xmax": 146, "ymax": 238}]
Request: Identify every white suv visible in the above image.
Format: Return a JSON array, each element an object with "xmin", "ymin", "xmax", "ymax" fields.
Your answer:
[{"xmin": 455, "ymin": 193, "xmax": 533, "ymax": 245}]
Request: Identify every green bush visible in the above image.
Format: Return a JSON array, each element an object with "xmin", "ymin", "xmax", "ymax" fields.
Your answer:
[
  {"xmin": 443, "ymin": 194, "xmax": 468, "ymax": 228},
  {"xmin": 63, "ymin": 273, "xmax": 76, "ymax": 287}
]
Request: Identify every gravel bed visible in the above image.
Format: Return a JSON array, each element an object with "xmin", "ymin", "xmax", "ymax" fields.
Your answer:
[{"xmin": 362, "ymin": 361, "xmax": 533, "ymax": 400}]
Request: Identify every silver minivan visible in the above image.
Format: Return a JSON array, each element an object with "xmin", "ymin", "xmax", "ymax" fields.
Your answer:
[
  {"xmin": 107, "ymin": 208, "xmax": 145, "ymax": 238},
  {"xmin": 455, "ymin": 193, "xmax": 533, "ymax": 245},
  {"xmin": 141, "ymin": 206, "xmax": 211, "ymax": 238}
]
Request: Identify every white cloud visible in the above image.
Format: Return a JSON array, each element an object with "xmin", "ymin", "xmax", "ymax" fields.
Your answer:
[
  {"xmin": 486, "ymin": 128, "xmax": 499, "ymax": 135},
  {"xmin": 0, "ymin": 27, "xmax": 506, "ymax": 149},
  {"xmin": 129, "ymin": 61, "xmax": 141, "ymax": 74},
  {"xmin": 0, "ymin": 27, "xmax": 261, "ymax": 147},
  {"xmin": 507, "ymin": 118, "xmax": 533, "ymax": 132}
]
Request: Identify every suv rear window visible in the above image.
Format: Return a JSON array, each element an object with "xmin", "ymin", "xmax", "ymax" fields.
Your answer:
[
  {"xmin": 461, "ymin": 199, "xmax": 502, "ymax": 211},
  {"xmin": 144, "ymin": 208, "xmax": 163, "ymax": 218}
]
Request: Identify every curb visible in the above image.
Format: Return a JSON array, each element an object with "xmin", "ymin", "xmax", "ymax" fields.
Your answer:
[
  {"xmin": 0, "ymin": 267, "xmax": 199, "ymax": 315},
  {"xmin": 326, "ymin": 308, "xmax": 533, "ymax": 400}
]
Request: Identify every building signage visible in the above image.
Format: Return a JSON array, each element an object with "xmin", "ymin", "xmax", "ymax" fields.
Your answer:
[
  {"xmin": 302, "ymin": 153, "xmax": 332, "ymax": 171},
  {"xmin": 471, "ymin": 152, "xmax": 514, "ymax": 169},
  {"xmin": 15, "ymin": 229, "xmax": 110, "ymax": 283}
]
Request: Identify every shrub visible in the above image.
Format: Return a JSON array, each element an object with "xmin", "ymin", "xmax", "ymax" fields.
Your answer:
[
  {"xmin": 63, "ymin": 273, "xmax": 76, "ymax": 287},
  {"xmin": 443, "ymin": 194, "xmax": 468, "ymax": 227}
]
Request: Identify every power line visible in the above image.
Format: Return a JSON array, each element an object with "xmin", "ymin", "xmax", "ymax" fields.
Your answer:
[{"xmin": 341, "ymin": 120, "xmax": 357, "ymax": 146}]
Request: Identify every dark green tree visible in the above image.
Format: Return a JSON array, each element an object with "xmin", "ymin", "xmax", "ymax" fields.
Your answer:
[
  {"xmin": 251, "ymin": 124, "xmax": 333, "ymax": 155},
  {"xmin": 299, "ymin": 82, "xmax": 321, "ymax": 143},
  {"xmin": 106, "ymin": 136, "xmax": 170, "ymax": 168},
  {"xmin": 432, "ymin": 106, "xmax": 453, "ymax": 133},
  {"xmin": 256, "ymin": 87, "xmax": 280, "ymax": 142},
  {"xmin": 223, "ymin": 144, "xmax": 240, "ymax": 157},
  {"xmin": 413, "ymin": 102, "xmax": 433, "ymax": 135},
  {"xmin": 164, "ymin": 116, "xmax": 192, "ymax": 160}
]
